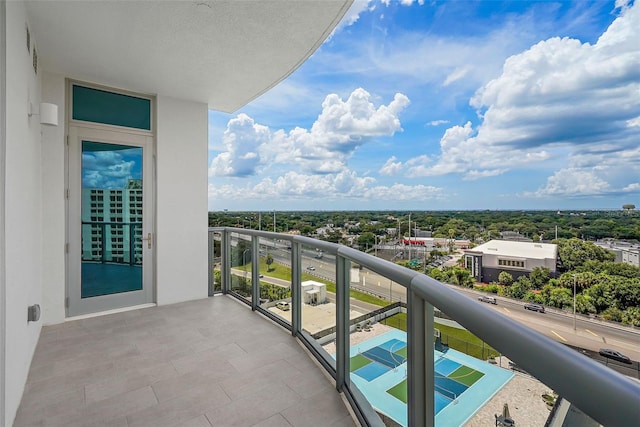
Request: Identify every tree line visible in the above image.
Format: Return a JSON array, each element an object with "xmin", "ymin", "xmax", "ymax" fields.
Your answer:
[
  {"xmin": 210, "ymin": 209, "xmax": 640, "ymax": 242},
  {"xmin": 426, "ymin": 238, "xmax": 640, "ymax": 326}
]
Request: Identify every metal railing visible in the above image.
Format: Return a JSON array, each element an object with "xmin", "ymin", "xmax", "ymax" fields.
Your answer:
[
  {"xmin": 209, "ymin": 227, "xmax": 640, "ymax": 427},
  {"xmin": 81, "ymin": 221, "xmax": 142, "ymax": 265}
]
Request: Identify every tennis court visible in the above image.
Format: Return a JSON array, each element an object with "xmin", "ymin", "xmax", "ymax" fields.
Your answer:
[{"xmin": 347, "ymin": 329, "xmax": 514, "ymax": 426}]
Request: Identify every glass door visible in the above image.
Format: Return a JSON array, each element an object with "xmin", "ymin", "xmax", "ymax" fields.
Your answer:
[{"xmin": 68, "ymin": 126, "xmax": 153, "ymax": 316}]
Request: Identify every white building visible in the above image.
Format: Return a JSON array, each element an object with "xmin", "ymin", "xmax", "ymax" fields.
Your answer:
[
  {"xmin": 463, "ymin": 240, "xmax": 558, "ymax": 283},
  {"xmin": 595, "ymin": 240, "xmax": 640, "ymax": 268},
  {"xmin": 0, "ymin": 1, "xmax": 351, "ymax": 424},
  {"xmin": 81, "ymin": 180, "xmax": 143, "ymax": 264},
  {"xmin": 301, "ymin": 280, "xmax": 327, "ymax": 305}
]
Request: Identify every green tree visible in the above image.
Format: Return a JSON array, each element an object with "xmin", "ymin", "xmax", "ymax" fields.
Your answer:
[
  {"xmin": 622, "ymin": 306, "xmax": 640, "ymax": 326},
  {"xmin": 498, "ymin": 271, "xmax": 514, "ymax": 286},
  {"xmin": 506, "ymin": 276, "xmax": 532, "ymax": 299},
  {"xmin": 555, "ymin": 238, "xmax": 615, "ymax": 271},
  {"xmin": 265, "ymin": 253, "xmax": 274, "ymax": 272},
  {"xmin": 451, "ymin": 267, "xmax": 474, "ymax": 287},
  {"xmin": 529, "ymin": 267, "xmax": 551, "ymax": 289},
  {"xmin": 548, "ymin": 287, "xmax": 573, "ymax": 309},
  {"xmin": 358, "ymin": 232, "xmax": 376, "ymax": 249}
]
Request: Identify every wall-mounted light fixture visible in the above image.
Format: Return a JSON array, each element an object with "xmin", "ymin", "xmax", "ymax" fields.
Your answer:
[{"xmin": 28, "ymin": 102, "xmax": 58, "ymax": 126}]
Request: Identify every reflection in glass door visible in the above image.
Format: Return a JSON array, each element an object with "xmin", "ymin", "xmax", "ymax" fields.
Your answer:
[
  {"xmin": 67, "ymin": 126, "xmax": 153, "ymax": 317},
  {"xmin": 81, "ymin": 141, "xmax": 143, "ymax": 298}
]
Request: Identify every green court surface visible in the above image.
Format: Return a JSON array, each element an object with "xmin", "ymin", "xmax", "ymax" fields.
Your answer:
[
  {"xmin": 394, "ymin": 346, "xmax": 407, "ymax": 358},
  {"xmin": 449, "ymin": 365, "xmax": 484, "ymax": 386},
  {"xmin": 350, "ymin": 354, "xmax": 372, "ymax": 371},
  {"xmin": 387, "ymin": 379, "xmax": 408, "ymax": 404}
]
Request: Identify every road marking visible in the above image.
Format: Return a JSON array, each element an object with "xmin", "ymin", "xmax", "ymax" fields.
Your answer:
[
  {"xmin": 585, "ymin": 329, "xmax": 598, "ymax": 337},
  {"xmin": 551, "ymin": 330, "xmax": 567, "ymax": 342},
  {"xmin": 502, "ymin": 307, "xmax": 511, "ymax": 314}
]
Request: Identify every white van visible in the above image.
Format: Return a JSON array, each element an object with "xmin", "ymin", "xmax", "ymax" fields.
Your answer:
[{"xmin": 276, "ymin": 301, "xmax": 290, "ymax": 311}]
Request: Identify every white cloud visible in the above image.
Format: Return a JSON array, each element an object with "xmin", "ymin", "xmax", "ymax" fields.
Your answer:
[
  {"xmin": 443, "ymin": 66, "xmax": 471, "ymax": 86},
  {"xmin": 427, "ymin": 120, "xmax": 450, "ymax": 126},
  {"xmin": 331, "ymin": 0, "xmax": 373, "ymax": 36},
  {"xmin": 527, "ymin": 168, "xmax": 611, "ymax": 197},
  {"xmin": 623, "ymin": 183, "xmax": 640, "ymax": 192},
  {"xmin": 212, "ymin": 88, "xmax": 410, "ymax": 176},
  {"xmin": 464, "ymin": 169, "xmax": 508, "ymax": 181},
  {"xmin": 82, "ymin": 150, "xmax": 139, "ymax": 189},
  {"xmin": 209, "ymin": 170, "xmax": 442, "ymax": 202},
  {"xmin": 209, "ymin": 114, "xmax": 270, "ymax": 177},
  {"xmin": 406, "ymin": 3, "xmax": 639, "ymax": 189},
  {"xmin": 379, "ymin": 156, "xmax": 403, "ymax": 175}
]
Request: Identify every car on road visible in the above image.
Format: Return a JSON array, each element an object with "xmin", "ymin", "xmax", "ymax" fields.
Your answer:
[
  {"xmin": 478, "ymin": 296, "xmax": 497, "ymax": 305},
  {"xmin": 524, "ymin": 303, "xmax": 545, "ymax": 313},
  {"xmin": 276, "ymin": 301, "xmax": 290, "ymax": 311},
  {"xmin": 306, "ymin": 266, "xmax": 316, "ymax": 271},
  {"xmin": 599, "ymin": 348, "xmax": 632, "ymax": 364}
]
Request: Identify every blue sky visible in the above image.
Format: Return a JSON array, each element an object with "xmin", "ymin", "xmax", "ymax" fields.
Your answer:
[{"xmin": 208, "ymin": 0, "xmax": 639, "ymax": 211}]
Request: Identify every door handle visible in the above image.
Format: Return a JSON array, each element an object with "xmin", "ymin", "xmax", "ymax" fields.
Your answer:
[{"xmin": 141, "ymin": 232, "xmax": 152, "ymax": 249}]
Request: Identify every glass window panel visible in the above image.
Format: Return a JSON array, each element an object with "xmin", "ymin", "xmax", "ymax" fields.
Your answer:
[{"xmin": 73, "ymin": 85, "xmax": 151, "ymax": 130}]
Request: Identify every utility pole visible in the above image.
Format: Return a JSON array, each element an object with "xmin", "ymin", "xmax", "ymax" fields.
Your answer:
[
  {"xmin": 573, "ymin": 274, "xmax": 577, "ymax": 331},
  {"xmin": 408, "ymin": 213, "xmax": 411, "ymax": 261},
  {"xmin": 258, "ymin": 212, "xmax": 261, "ymax": 231}
]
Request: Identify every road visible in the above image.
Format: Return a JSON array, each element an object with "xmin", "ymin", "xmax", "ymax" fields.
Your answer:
[{"xmin": 243, "ymin": 239, "xmax": 640, "ymax": 364}]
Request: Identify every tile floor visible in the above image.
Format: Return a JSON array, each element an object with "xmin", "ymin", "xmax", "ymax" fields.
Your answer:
[{"xmin": 14, "ymin": 296, "xmax": 356, "ymax": 427}]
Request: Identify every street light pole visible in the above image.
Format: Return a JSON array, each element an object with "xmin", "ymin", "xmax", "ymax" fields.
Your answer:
[
  {"xmin": 374, "ymin": 235, "xmax": 378, "ymax": 258},
  {"xmin": 243, "ymin": 249, "xmax": 250, "ymax": 281},
  {"xmin": 573, "ymin": 274, "xmax": 577, "ymax": 331}
]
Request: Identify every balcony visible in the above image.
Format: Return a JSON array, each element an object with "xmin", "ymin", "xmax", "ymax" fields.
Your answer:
[
  {"xmin": 15, "ymin": 297, "xmax": 355, "ymax": 427},
  {"xmin": 15, "ymin": 228, "xmax": 640, "ymax": 427}
]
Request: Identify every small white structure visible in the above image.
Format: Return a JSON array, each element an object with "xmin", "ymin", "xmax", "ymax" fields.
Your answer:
[{"xmin": 302, "ymin": 280, "xmax": 327, "ymax": 305}]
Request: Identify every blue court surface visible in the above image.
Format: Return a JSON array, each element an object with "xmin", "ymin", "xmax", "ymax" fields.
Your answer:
[{"xmin": 346, "ymin": 329, "xmax": 514, "ymax": 427}]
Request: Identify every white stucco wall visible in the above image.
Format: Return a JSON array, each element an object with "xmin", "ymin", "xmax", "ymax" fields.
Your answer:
[
  {"xmin": 4, "ymin": 2, "xmax": 44, "ymax": 424},
  {"xmin": 156, "ymin": 96, "xmax": 208, "ymax": 305},
  {"xmin": 40, "ymin": 72, "xmax": 66, "ymax": 325}
]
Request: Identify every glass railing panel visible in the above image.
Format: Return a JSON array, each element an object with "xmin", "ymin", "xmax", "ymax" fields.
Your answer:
[
  {"xmin": 209, "ymin": 230, "xmax": 222, "ymax": 294},
  {"xmin": 257, "ymin": 237, "xmax": 292, "ymax": 325},
  {"xmin": 300, "ymin": 243, "xmax": 336, "ymax": 338},
  {"xmin": 229, "ymin": 232, "xmax": 251, "ymax": 302},
  {"xmin": 346, "ymin": 263, "xmax": 408, "ymax": 426}
]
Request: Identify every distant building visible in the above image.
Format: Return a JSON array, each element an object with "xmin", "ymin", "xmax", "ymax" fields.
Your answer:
[
  {"xmin": 594, "ymin": 240, "xmax": 640, "ymax": 267},
  {"xmin": 499, "ymin": 230, "xmax": 532, "ymax": 242},
  {"xmin": 463, "ymin": 240, "xmax": 558, "ymax": 283},
  {"xmin": 415, "ymin": 229, "xmax": 432, "ymax": 238},
  {"xmin": 81, "ymin": 180, "xmax": 143, "ymax": 264},
  {"xmin": 401, "ymin": 237, "xmax": 471, "ymax": 250}
]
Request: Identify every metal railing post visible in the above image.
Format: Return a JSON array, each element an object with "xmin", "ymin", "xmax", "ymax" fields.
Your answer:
[
  {"xmin": 336, "ymin": 255, "xmax": 350, "ymax": 393},
  {"xmin": 291, "ymin": 241, "xmax": 302, "ymax": 336},
  {"xmin": 208, "ymin": 229, "xmax": 214, "ymax": 296},
  {"xmin": 251, "ymin": 235, "xmax": 259, "ymax": 310},
  {"xmin": 221, "ymin": 229, "xmax": 231, "ymax": 294},
  {"xmin": 407, "ymin": 288, "xmax": 435, "ymax": 427}
]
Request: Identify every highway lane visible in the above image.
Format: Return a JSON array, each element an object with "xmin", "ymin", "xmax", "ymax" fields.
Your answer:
[{"xmin": 242, "ymin": 241, "xmax": 640, "ymax": 361}]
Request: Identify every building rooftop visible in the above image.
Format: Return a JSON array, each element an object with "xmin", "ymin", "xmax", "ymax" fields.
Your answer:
[{"xmin": 468, "ymin": 240, "xmax": 557, "ymax": 260}]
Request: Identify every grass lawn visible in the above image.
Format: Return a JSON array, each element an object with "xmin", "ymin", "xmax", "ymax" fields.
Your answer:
[
  {"xmin": 381, "ymin": 313, "xmax": 499, "ymax": 360},
  {"xmin": 387, "ymin": 379, "xmax": 408, "ymax": 404},
  {"xmin": 350, "ymin": 354, "xmax": 371, "ymax": 372},
  {"xmin": 394, "ymin": 346, "xmax": 407, "ymax": 358},
  {"xmin": 449, "ymin": 365, "xmax": 484, "ymax": 386},
  {"xmin": 242, "ymin": 260, "xmax": 388, "ymax": 307}
]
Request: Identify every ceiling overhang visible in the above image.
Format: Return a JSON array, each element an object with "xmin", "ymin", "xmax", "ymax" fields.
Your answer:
[{"xmin": 25, "ymin": 0, "xmax": 353, "ymax": 113}]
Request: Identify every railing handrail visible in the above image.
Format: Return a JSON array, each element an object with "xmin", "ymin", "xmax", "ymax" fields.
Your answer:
[{"xmin": 210, "ymin": 227, "xmax": 640, "ymax": 427}]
